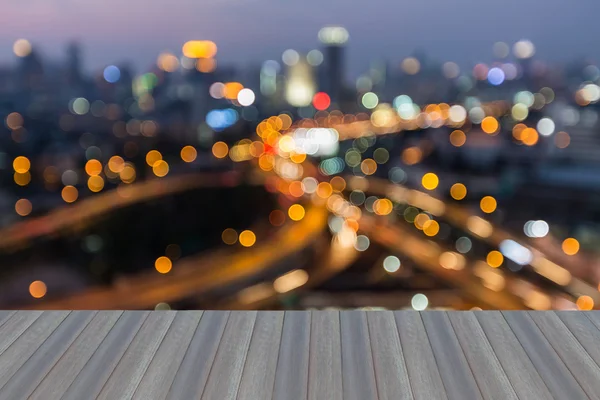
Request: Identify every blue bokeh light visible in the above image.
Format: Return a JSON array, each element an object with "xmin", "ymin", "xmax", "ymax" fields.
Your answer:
[
  {"xmin": 206, "ymin": 108, "xmax": 239, "ymax": 131},
  {"xmin": 103, "ymin": 65, "xmax": 121, "ymax": 83},
  {"xmin": 487, "ymin": 67, "xmax": 505, "ymax": 86}
]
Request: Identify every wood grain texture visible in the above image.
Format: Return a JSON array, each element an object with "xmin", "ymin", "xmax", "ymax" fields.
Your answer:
[
  {"xmin": 0, "ymin": 311, "xmax": 96, "ymax": 398},
  {"xmin": 529, "ymin": 311, "xmax": 600, "ymax": 400},
  {"xmin": 502, "ymin": 311, "xmax": 588, "ymax": 399},
  {"xmin": 308, "ymin": 310, "xmax": 343, "ymax": 400},
  {"xmin": 340, "ymin": 311, "xmax": 379, "ymax": 400},
  {"xmin": 557, "ymin": 311, "xmax": 600, "ymax": 366},
  {"xmin": 237, "ymin": 311, "xmax": 285, "ymax": 400},
  {"xmin": 367, "ymin": 311, "xmax": 413, "ymax": 400},
  {"xmin": 201, "ymin": 311, "xmax": 256, "ymax": 400},
  {"xmin": 132, "ymin": 311, "xmax": 202, "ymax": 400},
  {"xmin": 29, "ymin": 311, "xmax": 123, "ymax": 400},
  {"xmin": 421, "ymin": 312, "xmax": 481, "ymax": 400},
  {"xmin": 475, "ymin": 311, "xmax": 552, "ymax": 400},
  {"xmin": 0, "ymin": 310, "xmax": 596, "ymax": 399},
  {"xmin": 0, "ymin": 311, "xmax": 43, "ymax": 355},
  {"xmin": 0, "ymin": 312, "xmax": 15, "ymax": 329},
  {"xmin": 448, "ymin": 312, "xmax": 518, "ymax": 400},
  {"xmin": 272, "ymin": 311, "xmax": 311, "ymax": 400},
  {"xmin": 97, "ymin": 311, "xmax": 175, "ymax": 399},
  {"xmin": 394, "ymin": 311, "xmax": 447, "ymax": 400},
  {"xmin": 0, "ymin": 311, "xmax": 69, "ymax": 389},
  {"xmin": 61, "ymin": 311, "xmax": 149, "ymax": 400},
  {"xmin": 166, "ymin": 311, "xmax": 229, "ymax": 399}
]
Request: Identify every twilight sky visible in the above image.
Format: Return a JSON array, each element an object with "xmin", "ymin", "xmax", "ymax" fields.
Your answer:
[{"xmin": 1, "ymin": 0, "xmax": 599, "ymax": 76}]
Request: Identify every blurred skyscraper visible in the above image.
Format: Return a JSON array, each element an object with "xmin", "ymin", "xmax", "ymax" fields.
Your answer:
[{"xmin": 318, "ymin": 26, "xmax": 349, "ymax": 105}]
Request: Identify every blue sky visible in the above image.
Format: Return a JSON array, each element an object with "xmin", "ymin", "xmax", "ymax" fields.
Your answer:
[{"xmin": 1, "ymin": 0, "xmax": 598, "ymax": 76}]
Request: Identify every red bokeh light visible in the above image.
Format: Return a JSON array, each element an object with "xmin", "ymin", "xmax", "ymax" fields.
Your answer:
[{"xmin": 312, "ymin": 92, "xmax": 331, "ymax": 111}]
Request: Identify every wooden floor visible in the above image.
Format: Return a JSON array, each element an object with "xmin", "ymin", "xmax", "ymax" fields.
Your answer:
[{"xmin": 0, "ymin": 311, "xmax": 599, "ymax": 399}]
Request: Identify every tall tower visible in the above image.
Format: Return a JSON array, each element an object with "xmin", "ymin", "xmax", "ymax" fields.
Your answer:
[
  {"xmin": 66, "ymin": 41, "xmax": 82, "ymax": 85},
  {"xmin": 318, "ymin": 26, "xmax": 348, "ymax": 104}
]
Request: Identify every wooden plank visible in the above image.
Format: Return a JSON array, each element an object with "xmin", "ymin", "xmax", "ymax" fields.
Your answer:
[
  {"xmin": 367, "ymin": 311, "xmax": 413, "ymax": 400},
  {"xmin": 340, "ymin": 311, "xmax": 378, "ymax": 400},
  {"xmin": 0, "ymin": 311, "xmax": 96, "ymax": 398},
  {"xmin": 61, "ymin": 311, "xmax": 149, "ymax": 400},
  {"xmin": 394, "ymin": 311, "xmax": 447, "ymax": 400},
  {"xmin": 558, "ymin": 311, "xmax": 600, "ymax": 366},
  {"xmin": 0, "ymin": 311, "xmax": 43, "ymax": 355},
  {"xmin": 585, "ymin": 311, "xmax": 600, "ymax": 331},
  {"xmin": 475, "ymin": 311, "xmax": 552, "ymax": 400},
  {"xmin": 308, "ymin": 310, "xmax": 343, "ymax": 400},
  {"xmin": 272, "ymin": 311, "xmax": 311, "ymax": 400},
  {"xmin": 528, "ymin": 311, "xmax": 600, "ymax": 400},
  {"xmin": 29, "ymin": 311, "xmax": 123, "ymax": 400},
  {"xmin": 421, "ymin": 312, "xmax": 481, "ymax": 400},
  {"xmin": 237, "ymin": 311, "xmax": 285, "ymax": 400},
  {"xmin": 166, "ymin": 311, "xmax": 229, "ymax": 399},
  {"xmin": 132, "ymin": 312, "xmax": 203, "ymax": 400},
  {"xmin": 502, "ymin": 311, "xmax": 587, "ymax": 399},
  {"xmin": 97, "ymin": 311, "xmax": 175, "ymax": 399},
  {"xmin": 448, "ymin": 312, "xmax": 517, "ymax": 400},
  {"xmin": 201, "ymin": 311, "xmax": 257, "ymax": 400},
  {"xmin": 0, "ymin": 311, "xmax": 15, "ymax": 329},
  {"xmin": 0, "ymin": 311, "xmax": 69, "ymax": 389}
]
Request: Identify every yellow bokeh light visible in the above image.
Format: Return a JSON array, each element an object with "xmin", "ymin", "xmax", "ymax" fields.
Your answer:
[
  {"xmin": 402, "ymin": 147, "xmax": 422, "ymax": 165},
  {"xmin": 278, "ymin": 114, "xmax": 293, "ymax": 130},
  {"xmin": 61, "ymin": 186, "xmax": 78, "ymax": 203},
  {"xmin": 487, "ymin": 251, "xmax": 504, "ymax": 268},
  {"xmin": 421, "ymin": 173, "xmax": 439, "ymax": 190},
  {"xmin": 360, "ymin": 159, "xmax": 377, "ymax": 175},
  {"xmin": 330, "ymin": 176, "xmax": 346, "ymax": 192},
  {"xmin": 212, "ymin": 142, "xmax": 229, "ymax": 159},
  {"xmin": 316, "ymin": 182, "xmax": 333, "ymax": 198},
  {"xmin": 181, "ymin": 145, "xmax": 197, "ymax": 163},
  {"xmin": 576, "ymin": 295, "xmax": 594, "ymax": 311},
  {"xmin": 288, "ymin": 204, "xmax": 306, "ymax": 221},
  {"xmin": 521, "ymin": 128, "xmax": 539, "ymax": 146},
  {"xmin": 152, "ymin": 160, "xmax": 169, "ymax": 177},
  {"xmin": 29, "ymin": 280, "xmax": 46, "ymax": 298},
  {"xmin": 182, "ymin": 40, "xmax": 217, "ymax": 59},
  {"xmin": 120, "ymin": 165, "xmax": 136, "ymax": 183},
  {"xmin": 290, "ymin": 152, "xmax": 306, "ymax": 164},
  {"xmin": 155, "ymin": 256, "xmax": 172, "ymax": 274},
  {"xmin": 13, "ymin": 156, "xmax": 30, "ymax": 173},
  {"xmin": 223, "ymin": 82, "xmax": 244, "ymax": 100},
  {"xmin": 423, "ymin": 220, "xmax": 440, "ymax": 237},
  {"xmin": 450, "ymin": 183, "xmax": 467, "ymax": 200},
  {"xmin": 85, "ymin": 159, "xmax": 103, "ymax": 176},
  {"xmin": 13, "ymin": 39, "xmax": 32, "ymax": 57},
  {"xmin": 87, "ymin": 175, "xmax": 104, "ymax": 192},
  {"xmin": 414, "ymin": 213, "xmax": 431, "ymax": 230},
  {"xmin": 108, "ymin": 156, "xmax": 125, "ymax": 173},
  {"xmin": 15, "ymin": 199, "xmax": 32, "ymax": 216},
  {"xmin": 239, "ymin": 230, "xmax": 256, "ymax": 247},
  {"xmin": 449, "ymin": 130, "xmax": 466, "ymax": 147},
  {"xmin": 401, "ymin": 57, "xmax": 421, "ymax": 75},
  {"xmin": 145, "ymin": 150, "xmax": 162, "ymax": 167},
  {"xmin": 14, "ymin": 172, "xmax": 31, "ymax": 186},
  {"xmin": 196, "ymin": 58, "xmax": 217, "ymax": 73},
  {"xmin": 222, "ymin": 228, "xmax": 238, "ymax": 245},
  {"xmin": 373, "ymin": 198, "xmax": 393, "ymax": 216},
  {"xmin": 562, "ymin": 238, "xmax": 580, "ymax": 256},
  {"xmin": 481, "ymin": 117, "xmax": 499, "ymax": 134},
  {"xmin": 480, "ymin": 196, "xmax": 497, "ymax": 213},
  {"xmin": 157, "ymin": 52, "xmax": 179, "ymax": 72}
]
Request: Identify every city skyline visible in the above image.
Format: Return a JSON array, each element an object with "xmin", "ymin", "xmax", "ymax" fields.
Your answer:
[{"xmin": 1, "ymin": 0, "xmax": 599, "ymax": 76}]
